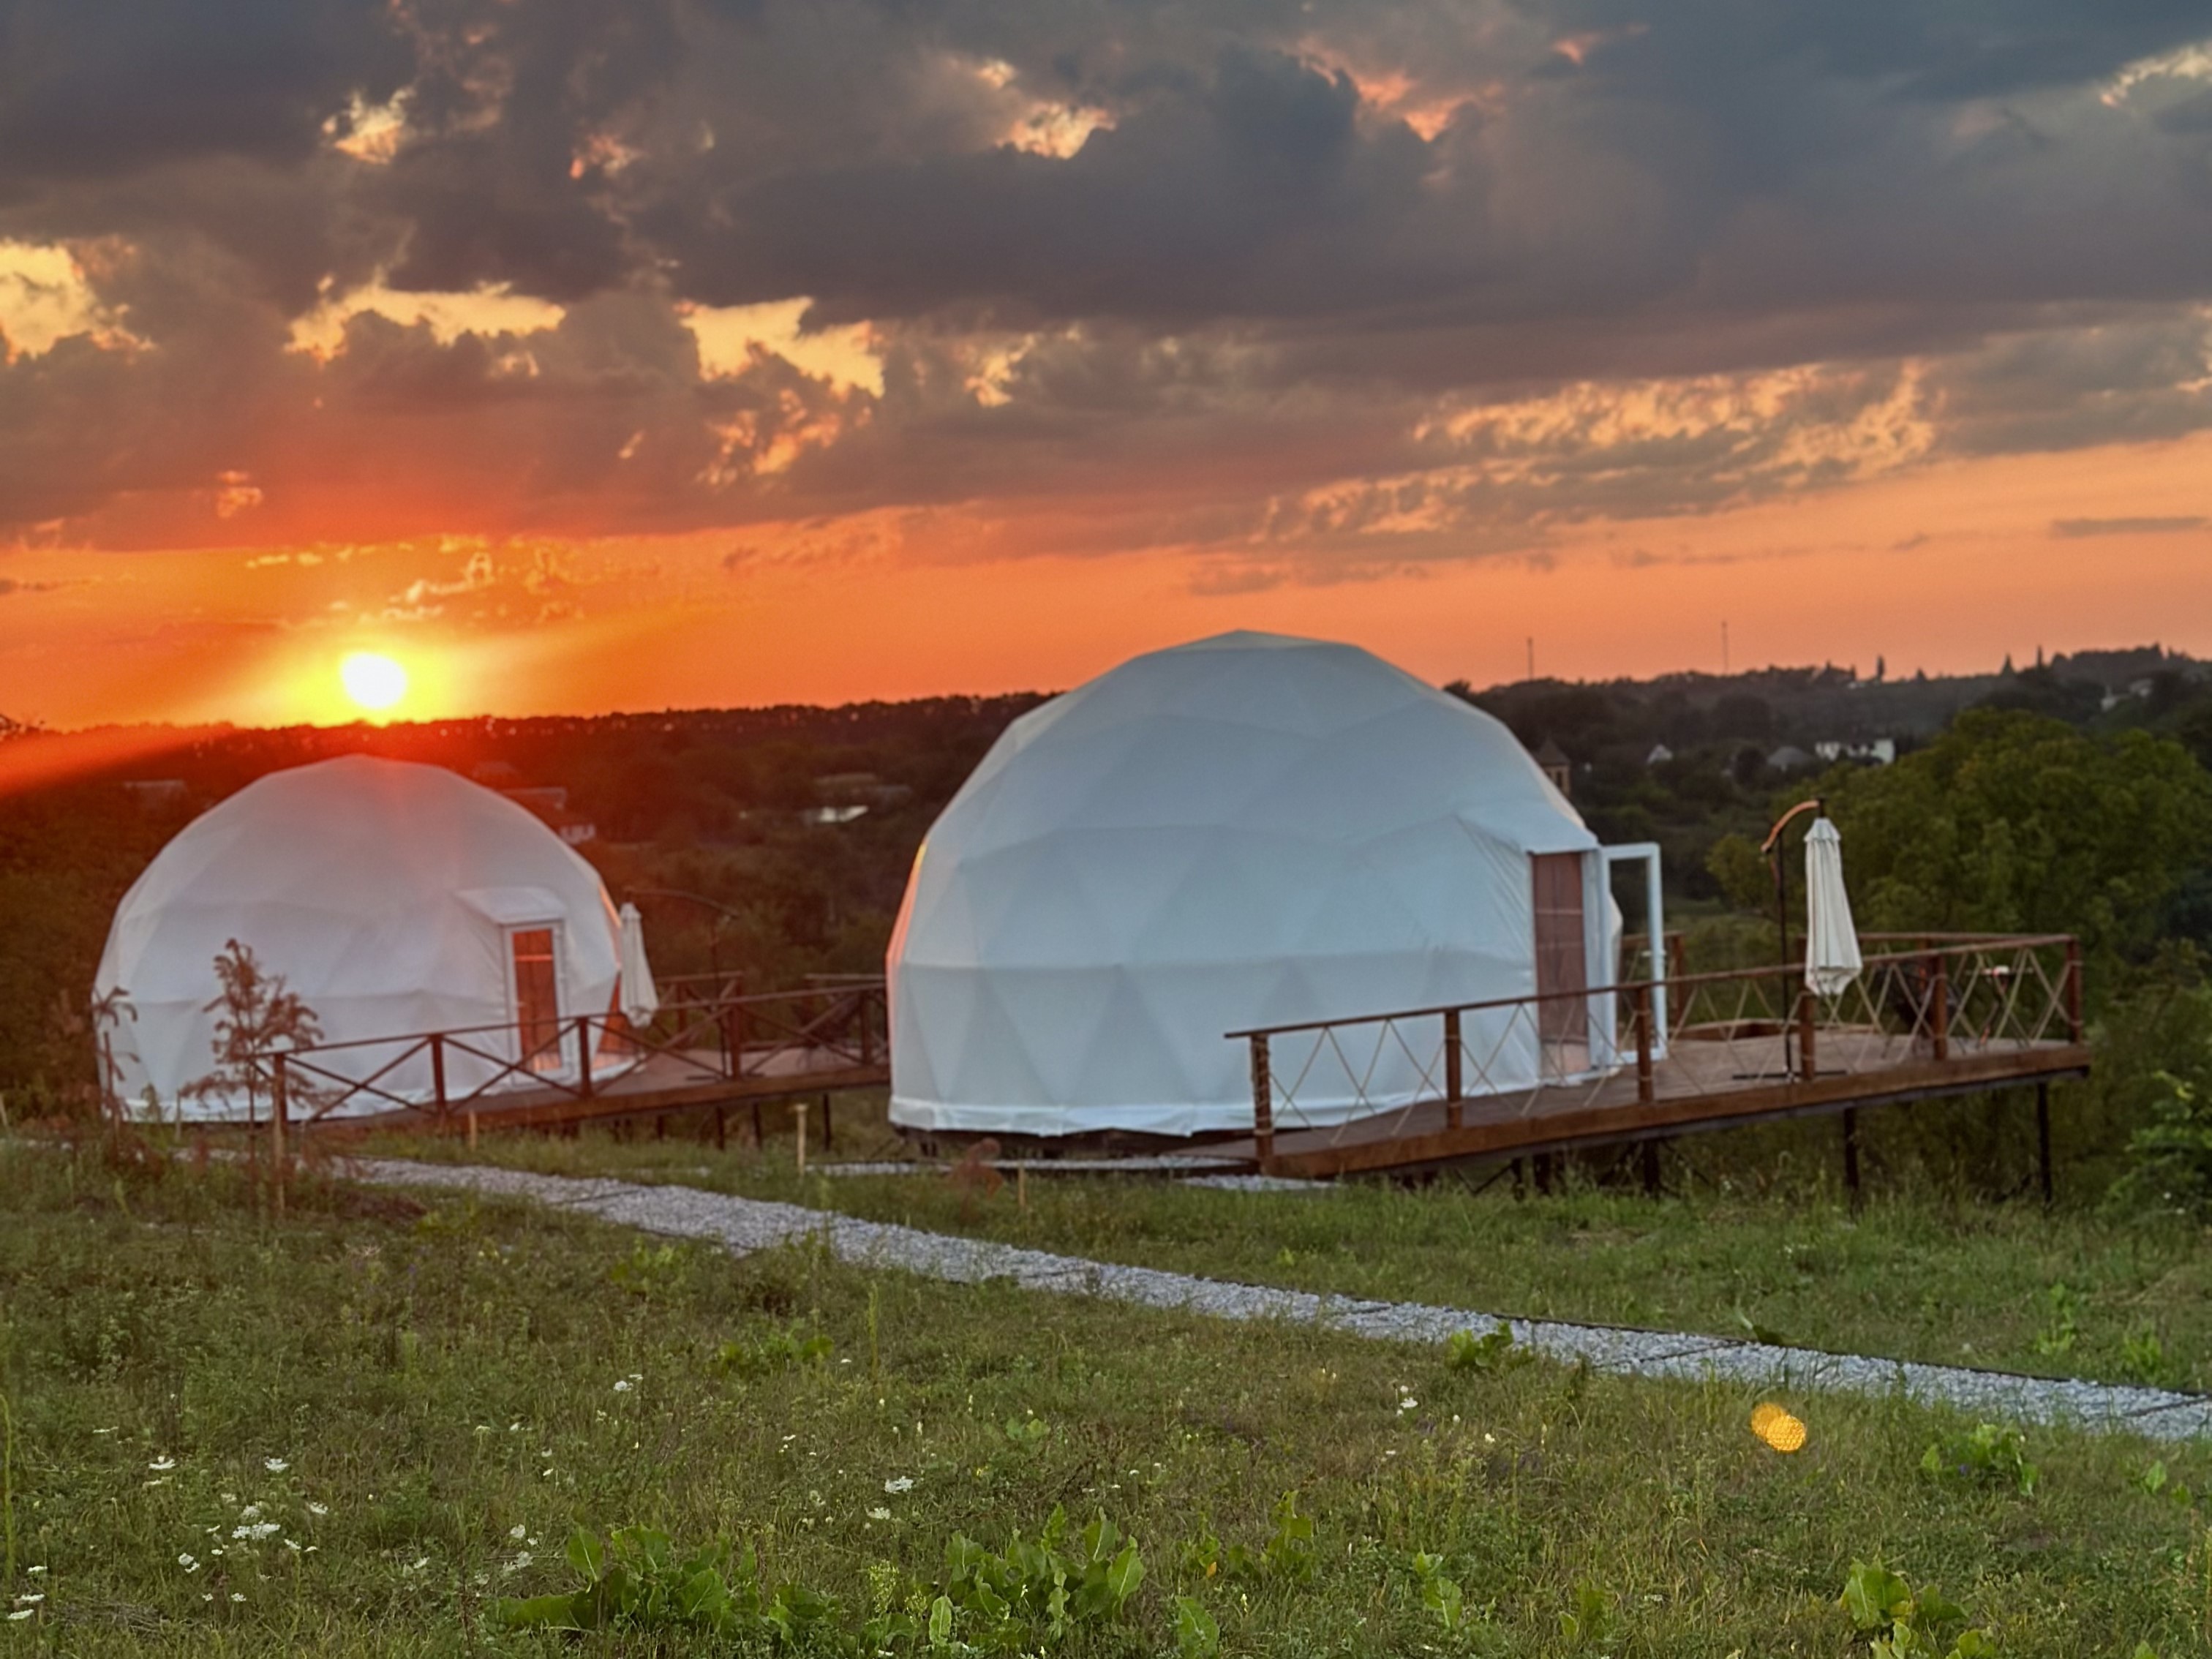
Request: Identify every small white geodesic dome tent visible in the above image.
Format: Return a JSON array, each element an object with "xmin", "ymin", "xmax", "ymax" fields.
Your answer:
[
  {"xmin": 94, "ymin": 755, "xmax": 633, "ymax": 1121},
  {"xmin": 887, "ymin": 632, "xmax": 1660, "ymax": 1139}
]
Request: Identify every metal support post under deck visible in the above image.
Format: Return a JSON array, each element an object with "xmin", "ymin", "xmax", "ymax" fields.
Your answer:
[
  {"xmin": 1842, "ymin": 1107, "xmax": 1862, "ymax": 1208},
  {"xmin": 1640, "ymin": 1137, "xmax": 1661, "ymax": 1197},
  {"xmin": 1443, "ymin": 1009, "xmax": 1463, "ymax": 1130}
]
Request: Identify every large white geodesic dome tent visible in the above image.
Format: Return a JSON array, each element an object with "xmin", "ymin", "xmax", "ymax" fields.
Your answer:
[
  {"xmin": 95, "ymin": 755, "xmax": 630, "ymax": 1121},
  {"xmin": 887, "ymin": 631, "xmax": 1652, "ymax": 1139}
]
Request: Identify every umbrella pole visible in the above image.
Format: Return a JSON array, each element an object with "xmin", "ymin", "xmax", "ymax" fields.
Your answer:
[{"xmin": 1761, "ymin": 797, "xmax": 1827, "ymax": 1076}]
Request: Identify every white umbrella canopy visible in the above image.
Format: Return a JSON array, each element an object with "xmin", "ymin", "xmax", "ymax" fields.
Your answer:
[
  {"xmin": 1804, "ymin": 816, "xmax": 1863, "ymax": 998},
  {"xmin": 617, "ymin": 903, "xmax": 661, "ymax": 1026}
]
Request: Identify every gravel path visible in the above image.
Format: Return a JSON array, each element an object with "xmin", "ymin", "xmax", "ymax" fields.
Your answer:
[{"xmin": 354, "ymin": 1157, "xmax": 2212, "ymax": 1444}]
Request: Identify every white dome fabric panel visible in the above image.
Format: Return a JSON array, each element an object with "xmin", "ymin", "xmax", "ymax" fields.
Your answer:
[
  {"xmin": 95, "ymin": 755, "xmax": 622, "ymax": 1121},
  {"xmin": 887, "ymin": 632, "xmax": 1600, "ymax": 1137}
]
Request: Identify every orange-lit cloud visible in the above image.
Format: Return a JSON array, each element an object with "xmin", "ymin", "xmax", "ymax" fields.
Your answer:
[{"xmin": 4, "ymin": 2, "xmax": 2211, "ymax": 729}]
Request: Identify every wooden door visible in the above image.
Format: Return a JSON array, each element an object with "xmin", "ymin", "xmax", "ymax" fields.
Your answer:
[
  {"xmin": 1531, "ymin": 853, "xmax": 1589, "ymax": 1058},
  {"xmin": 510, "ymin": 927, "xmax": 564, "ymax": 1072}
]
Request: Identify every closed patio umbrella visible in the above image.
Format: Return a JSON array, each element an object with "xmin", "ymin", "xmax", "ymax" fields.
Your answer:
[
  {"xmin": 617, "ymin": 902, "xmax": 661, "ymax": 1026},
  {"xmin": 1803, "ymin": 816, "xmax": 1862, "ymax": 998}
]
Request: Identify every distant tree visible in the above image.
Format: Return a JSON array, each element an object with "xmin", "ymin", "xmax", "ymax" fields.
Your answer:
[
  {"xmin": 1712, "ymin": 693, "xmax": 1775, "ymax": 741},
  {"xmin": 1818, "ymin": 710, "xmax": 2212, "ymax": 960},
  {"xmin": 181, "ymin": 941, "xmax": 328, "ymax": 1121}
]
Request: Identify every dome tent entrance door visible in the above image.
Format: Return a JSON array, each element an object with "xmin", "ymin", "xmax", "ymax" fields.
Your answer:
[
  {"xmin": 1531, "ymin": 851, "xmax": 1590, "ymax": 1072},
  {"xmin": 508, "ymin": 925, "xmax": 565, "ymax": 1075}
]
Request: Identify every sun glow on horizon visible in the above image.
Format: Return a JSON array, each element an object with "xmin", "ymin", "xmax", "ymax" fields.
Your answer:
[{"xmin": 339, "ymin": 651, "xmax": 410, "ymax": 715}]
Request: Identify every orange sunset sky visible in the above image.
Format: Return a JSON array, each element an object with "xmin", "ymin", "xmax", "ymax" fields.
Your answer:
[{"xmin": 3, "ymin": 4, "xmax": 2210, "ymax": 729}]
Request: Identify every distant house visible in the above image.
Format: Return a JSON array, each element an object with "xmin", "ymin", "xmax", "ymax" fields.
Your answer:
[
  {"xmin": 815, "ymin": 772, "xmax": 916, "ymax": 810},
  {"xmin": 1813, "ymin": 738, "xmax": 1896, "ymax": 766},
  {"xmin": 121, "ymin": 779, "xmax": 189, "ymax": 810},
  {"xmin": 1766, "ymin": 744, "xmax": 1816, "ymax": 773},
  {"xmin": 502, "ymin": 784, "xmax": 597, "ymax": 846},
  {"xmin": 1533, "ymin": 737, "xmax": 1572, "ymax": 797},
  {"xmin": 1645, "ymin": 743, "xmax": 1674, "ymax": 767}
]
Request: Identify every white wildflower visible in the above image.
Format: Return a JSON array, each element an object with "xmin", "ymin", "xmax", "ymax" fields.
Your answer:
[
  {"xmin": 178, "ymin": 1554, "xmax": 200, "ymax": 1573},
  {"xmin": 509, "ymin": 1524, "xmax": 526, "ymax": 1540},
  {"xmin": 882, "ymin": 1476, "xmax": 915, "ymax": 1494},
  {"xmin": 868, "ymin": 1507, "xmax": 892, "ymax": 1521},
  {"xmin": 230, "ymin": 1592, "xmax": 245, "ymax": 1603},
  {"xmin": 12, "ymin": 1595, "xmax": 43, "ymax": 1606},
  {"xmin": 306, "ymin": 1502, "xmax": 329, "ymax": 1517},
  {"xmin": 232, "ymin": 1521, "xmax": 280, "ymax": 1542},
  {"xmin": 612, "ymin": 1380, "xmax": 633, "ymax": 1393},
  {"xmin": 283, "ymin": 1538, "xmax": 301, "ymax": 1551},
  {"xmin": 264, "ymin": 1457, "xmax": 288, "ymax": 1473},
  {"xmin": 148, "ymin": 1456, "xmax": 176, "ymax": 1472},
  {"xmin": 6, "ymin": 1610, "xmax": 30, "ymax": 1622},
  {"xmin": 239, "ymin": 1504, "xmax": 262, "ymax": 1521}
]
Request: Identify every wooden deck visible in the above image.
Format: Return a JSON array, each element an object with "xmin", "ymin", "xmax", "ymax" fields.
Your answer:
[
  {"xmin": 329, "ymin": 1044, "xmax": 889, "ymax": 1137},
  {"xmin": 1214, "ymin": 1031, "xmax": 2089, "ymax": 1178}
]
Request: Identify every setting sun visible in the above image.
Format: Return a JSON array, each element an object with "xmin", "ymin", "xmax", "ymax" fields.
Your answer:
[{"xmin": 339, "ymin": 651, "xmax": 410, "ymax": 713}]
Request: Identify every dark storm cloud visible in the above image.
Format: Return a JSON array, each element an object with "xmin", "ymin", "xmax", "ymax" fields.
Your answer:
[{"xmin": 2, "ymin": 0, "xmax": 2211, "ymax": 555}]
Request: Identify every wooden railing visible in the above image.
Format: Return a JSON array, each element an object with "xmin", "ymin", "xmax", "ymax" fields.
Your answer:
[
  {"xmin": 241, "ymin": 979, "xmax": 887, "ymax": 1138},
  {"xmin": 1227, "ymin": 934, "xmax": 2083, "ymax": 1161}
]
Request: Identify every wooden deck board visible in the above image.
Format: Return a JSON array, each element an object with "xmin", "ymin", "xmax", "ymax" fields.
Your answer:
[
  {"xmin": 319, "ymin": 1045, "xmax": 889, "ymax": 1136},
  {"xmin": 1216, "ymin": 1034, "xmax": 2089, "ymax": 1178}
]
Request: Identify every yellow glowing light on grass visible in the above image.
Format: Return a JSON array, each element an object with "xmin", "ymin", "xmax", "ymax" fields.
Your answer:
[
  {"xmin": 339, "ymin": 651, "xmax": 410, "ymax": 712},
  {"xmin": 1750, "ymin": 1402, "xmax": 1808, "ymax": 1453}
]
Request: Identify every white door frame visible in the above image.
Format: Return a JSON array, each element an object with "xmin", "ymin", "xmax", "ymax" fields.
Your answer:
[{"xmin": 1600, "ymin": 842, "xmax": 1667, "ymax": 1063}]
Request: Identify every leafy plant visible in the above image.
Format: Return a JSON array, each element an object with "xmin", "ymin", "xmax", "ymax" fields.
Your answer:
[
  {"xmin": 1409, "ymin": 1551, "xmax": 1467, "ymax": 1633},
  {"xmin": 1257, "ymin": 1491, "xmax": 1317, "ymax": 1581},
  {"xmin": 2033, "ymin": 1284, "xmax": 2080, "ymax": 1359},
  {"xmin": 494, "ymin": 1524, "xmax": 773, "ymax": 1636},
  {"xmin": 936, "ymin": 1506, "xmax": 1146, "ymax": 1649},
  {"xmin": 1445, "ymin": 1322, "xmax": 1529, "ymax": 1374},
  {"xmin": 1558, "ymin": 1579, "xmax": 1611, "ymax": 1646},
  {"xmin": 2121, "ymin": 1072, "xmax": 2212, "ymax": 1217},
  {"xmin": 715, "ymin": 1322, "xmax": 835, "ymax": 1379},
  {"xmin": 2120, "ymin": 1328, "xmax": 2183, "ymax": 1388},
  {"xmin": 608, "ymin": 1240, "xmax": 688, "ymax": 1296},
  {"xmin": 1171, "ymin": 1593, "xmax": 1221, "ymax": 1657},
  {"xmin": 1837, "ymin": 1561, "xmax": 1996, "ymax": 1658},
  {"xmin": 1921, "ymin": 1423, "xmax": 2039, "ymax": 1496}
]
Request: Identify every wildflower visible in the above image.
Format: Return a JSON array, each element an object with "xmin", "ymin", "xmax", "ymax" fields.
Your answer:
[
  {"xmin": 232, "ymin": 1521, "xmax": 280, "ymax": 1542},
  {"xmin": 883, "ymin": 1476, "xmax": 915, "ymax": 1494},
  {"xmin": 283, "ymin": 1538, "xmax": 301, "ymax": 1552},
  {"xmin": 1397, "ymin": 1395, "xmax": 1419, "ymax": 1413},
  {"xmin": 612, "ymin": 1380, "xmax": 633, "ymax": 1393},
  {"xmin": 6, "ymin": 1610, "xmax": 30, "ymax": 1622},
  {"xmin": 868, "ymin": 1507, "xmax": 892, "ymax": 1521},
  {"xmin": 178, "ymin": 1554, "xmax": 200, "ymax": 1573},
  {"xmin": 23, "ymin": 1569, "xmax": 42, "ymax": 1576},
  {"xmin": 230, "ymin": 1592, "xmax": 246, "ymax": 1603},
  {"xmin": 12, "ymin": 1595, "xmax": 43, "ymax": 1606},
  {"xmin": 148, "ymin": 1456, "xmax": 176, "ymax": 1472},
  {"xmin": 503, "ymin": 1552, "xmax": 533, "ymax": 1573},
  {"xmin": 509, "ymin": 1524, "xmax": 526, "ymax": 1540},
  {"xmin": 240, "ymin": 1504, "xmax": 263, "ymax": 1521},
  {"xmin": 306, "ymin": 1502, "xmax": 329, "ymax": 1517}
]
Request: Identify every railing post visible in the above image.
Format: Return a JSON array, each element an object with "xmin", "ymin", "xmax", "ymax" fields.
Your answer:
[
  {"xmin": 1796, "ymin": 979, "xmax": 1816, "ymax": 1083},
  {"xmin": 576, "ymin": 1016, "xmax": 595, "ymax": 1097},
  {"xmin": 1930, "ymin": 955, "xmax": 1949, "ymax": 1062},
  {"xmin": 1249, "ymin": 1034, "xmax": 1274, "ymax": 1166},
  {"xmin": 860, "ymin": 990, "xmax": 878, "ymax": 1067},
  {"xmin": 1634, "ymin": 984, "xmax": 1655, "ymax": 1104},
  {"xmin": 429, "ymin": 1031, "xmax": 448, "ymax": 1121},
  {"xmin": 1443, "ymin": 1009, "xmax": 1463, "ymax": 1130},
  {"xmin": 2064, "ymin": 938, "xmax": 2084, "ymax": 1043}
]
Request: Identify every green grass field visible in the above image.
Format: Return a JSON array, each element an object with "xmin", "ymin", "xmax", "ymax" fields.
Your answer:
[
  {"xmin": 358, "ymin": 1095, "xmax": 2212, "ymax": 1393},
  {"xmin": 7, "ymin": 1133, "xmax": 2210, "ymax": 1654}
]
